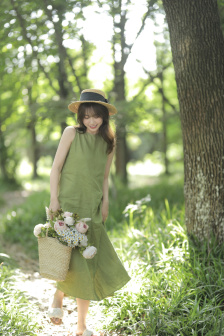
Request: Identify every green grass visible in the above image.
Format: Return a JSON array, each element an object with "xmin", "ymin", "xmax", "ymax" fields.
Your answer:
[
  {"xmin": 0, "ymin": 177, "xmax": 21, "ymax": 193},
  {"xmin": 0, "ymin": 254, "xmax": 39, "ymax": 336},
  {"xmin": 0, "ymin": 176, "xmax": 184, "ymax": 259},
  {"xmin": 1, "ymin": 175, "xmax": 224, "ymax": 335},
  {"xmin": 0, "ymin": 177, "xmax": 21, "ymax": 208},
  {"xmin": 106, "ymin": 174, "xmax": 184, "ymax": 232},
  {"xmin": 97, "ymin": 197, "xmax": 224, "ymax": 335},
  {"xmin": 0, "ymin": 190, "xmax": 50, "ymax": 259}
]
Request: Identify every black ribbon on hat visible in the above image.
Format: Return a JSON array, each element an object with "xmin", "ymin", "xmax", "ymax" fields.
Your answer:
[{"xmin": 80, "ymin": 92, "xmax": 108, "ymax": 103}]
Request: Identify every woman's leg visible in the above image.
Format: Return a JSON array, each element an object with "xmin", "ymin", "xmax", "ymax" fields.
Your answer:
[
  {"xmin": 50, "ymin": 288, "xmax": 64, "ymax": 324},
  {"xmin": 76, "ymin": 298, "xmax": 90, "ymax": 335}
]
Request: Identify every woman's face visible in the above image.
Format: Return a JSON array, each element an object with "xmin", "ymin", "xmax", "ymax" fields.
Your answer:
[{"xmin": 82, "ymin": 107, "xmax": 103, "ymax": 134}]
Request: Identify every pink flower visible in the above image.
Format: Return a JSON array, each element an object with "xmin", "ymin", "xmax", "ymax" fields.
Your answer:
[
  {"xmin": 75, "ymin": 221, "xmax": 89, "ymax": 234},
  {"xmin": 83, "ymin": 246, "xmax": 97, "ymax": 259},
  {"xmin": 54, "ymin": 220, "xmax": 67, "ymax": 231},
  {"xmin": 64, "ymin": 211, "xmax": 73, "ymax": 217}
]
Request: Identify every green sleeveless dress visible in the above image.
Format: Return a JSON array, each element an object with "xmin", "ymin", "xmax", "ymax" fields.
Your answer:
[{"xmin": 57, "ymin": 131, "xmax": 130, "ymax": 301}]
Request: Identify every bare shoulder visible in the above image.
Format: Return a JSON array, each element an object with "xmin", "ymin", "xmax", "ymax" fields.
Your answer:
[
  {"xmin": 63, "ymin": 125, "xmax": 76, "ymax": 135},
  {"xmin": 62, "ymin": 126, "xmax": 76, "ymax": 143}
]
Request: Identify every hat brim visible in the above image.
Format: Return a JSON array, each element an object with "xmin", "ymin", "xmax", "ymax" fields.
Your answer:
[{"xmin": 68, "ymin": 101, "xmax": 117, "ymax": 115}]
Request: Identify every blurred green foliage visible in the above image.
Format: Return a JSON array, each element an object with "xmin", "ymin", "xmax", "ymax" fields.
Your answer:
[
  {"xmin": 0, "ymin": 190, "xmax": 49, "ymax": 259},
  {"xmin": 0, "ymin": 0, "xmax": 181, "ymax": 183}
]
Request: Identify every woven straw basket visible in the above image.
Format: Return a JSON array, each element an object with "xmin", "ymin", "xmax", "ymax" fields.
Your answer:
[{"xmin": 38, "ymin": 237, "xmax": 72, "ymax": 281}]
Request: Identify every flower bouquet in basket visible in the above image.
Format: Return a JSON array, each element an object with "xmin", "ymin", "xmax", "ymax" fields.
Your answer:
[{"xmin": 34, "ymin": 207, "xmax": 97, "ymax": 281}]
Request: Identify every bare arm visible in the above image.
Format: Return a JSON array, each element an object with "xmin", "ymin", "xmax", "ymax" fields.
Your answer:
[
  {"xmin": 102, "ymin": 146, "xmax": 115, "ymax": 222},
  {"xmin": 49, "ymin": 126, "xmax": 76, "ymax": 212}
]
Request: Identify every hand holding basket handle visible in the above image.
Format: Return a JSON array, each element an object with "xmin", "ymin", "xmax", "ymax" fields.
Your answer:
[{"xmin": 48, "ymin": 198, "xmax": 60, "ymax": 219}]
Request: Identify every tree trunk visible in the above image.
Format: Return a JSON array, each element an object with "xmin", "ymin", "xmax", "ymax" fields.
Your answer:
[
  {"xmin": 112, "ymin": 7, "xmax": 128, "ymax": 184},
  {"xmin": 113, "ymin": 64, "xmax": 128, "ymax": 184},
  {"xmin": 0, "ymin": 124, "xmax": 9, "ymax": 181},
  {"xmin": 163, "ymin": 0, "xmax": 224, "ymax": 241},
  {"xmin": 161, "ymin": 73, "xmax": 169, "ymax": 175},
  {"xmin": 30, "ymin": 124, "xmax": 38, "ymax": 179},
  {"xmin": 27, "ymin": 84, "xmax": 39, "ymax": 179}
]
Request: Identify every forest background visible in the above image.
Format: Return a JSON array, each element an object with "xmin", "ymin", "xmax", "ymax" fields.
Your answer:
[
  {"xmin": 2, "ymin": 0, "xmax": 224, "ymax": 335},
  {"xmin": 0, "ymin": 0, "xmax": 181, "ymax": 187}
]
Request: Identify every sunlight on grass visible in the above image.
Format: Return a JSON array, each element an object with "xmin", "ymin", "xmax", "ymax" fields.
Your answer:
[
  {"xmin": 127, "ymin": 158, "xmax": 164, "ymax": 176},
  {"xmin": 23, "ymin": 180, "xmax": 50, "ymax": 192},
  {"xmin": 95, "ymin": 195, "xmax": 224, "ymax": 335},
  {"xmin": 17, "ymin": 158, "xmax": 32, "ymax": 177},
  {"xmin": 37, "ymin": 156, "xmax": 52, "ymax": 176},
  {"xmin": 0, "ymin": 262, "xmax": 40, "ymax": 335},
  {"xmin": 1, "ymin": 179, "xmax": 224, "ymax": 335}
]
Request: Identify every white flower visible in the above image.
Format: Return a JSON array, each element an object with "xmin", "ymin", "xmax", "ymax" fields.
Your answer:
[
  {"xmin": 44, "ymin": 222, "xmax": 51, "ymax": 228},
  {"xmin": 80, "ymin": 235, "xmax": 88, "ymax": 247},
  {"xmin": 83, "ymin": 246, "xmax": 97, "ymax": 259},
  {"xmin": 45, "ymin": 207, "xmax": 50, "ymax": 220},
  {"xmin": 33, "ymin": 224, "xmax": 45, "ymax": 237},
  {"xmin": 64, "ymin": 216, "xmax": 75, "ymax": 226},
  {"xmin": 73, "ymin": 238, "xmax": 79, "ymax": 246},
  {"xmin": 64, "ymin": 211, "xmax": 73, "ymax": 217}
]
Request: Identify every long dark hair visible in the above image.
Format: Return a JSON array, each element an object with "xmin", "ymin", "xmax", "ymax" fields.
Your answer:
[{"xmin": 76, "ymin": 103, "xmax": 115, "ymax": 154}]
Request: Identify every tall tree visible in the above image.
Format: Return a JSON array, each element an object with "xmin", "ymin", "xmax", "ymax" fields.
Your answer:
[
  {"xmin": 0, "ymin": 3, "xmax": 23, "ymax": 181},
  {"xmin": 99, "ymin": 0, "xmax": 157, "ymax": 183},
  {"xmin": 2, "ymin": 0, "xmax": 93, "ymax": 179},
  {"xmin": 144, "ymin": 35, "xmax": 178, "ymax": 175},
  {"xmin": 163, "ymin": 0, "xmax": 224, "ymax": 241}
]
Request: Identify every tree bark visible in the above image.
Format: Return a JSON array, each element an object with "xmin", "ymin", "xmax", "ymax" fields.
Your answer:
[
  {"xmin": 30, "ymin": 123, "xmax": 39, "ymax": 179},
  {"xmin": 113, "ymin": 63, "xmax": 128, "ymax": 183},
  {"xmin": 27, "ymin": 84, "xmax": 39, "ymax": 179},
  {"xmin": 161, "ymin": 73, "xmax": 169, "ymax": 175},
  {"xmin": 163, "ymin": 0, "xmax": 224, "ymax": 241},
  {"xmin": 111, "ymin": 6, "xmax": 128, "ymax": 184},
  {"xmin": 0, "ymin": 125, "xmax": 9, "ymax": 181},
  {"xmin": 108, "ymin": 0, "xmax": 157, "ymax": 184}
]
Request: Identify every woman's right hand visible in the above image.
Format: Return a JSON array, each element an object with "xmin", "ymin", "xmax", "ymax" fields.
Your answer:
[{"xmin": 49, "ymin": 198, "xmax": 60, "ymax": 218}]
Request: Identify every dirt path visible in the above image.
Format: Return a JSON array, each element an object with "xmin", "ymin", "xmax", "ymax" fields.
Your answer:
[
  {"xmin": 1, "ymin": 191, "xmax": 111, "ymax": 336},
  {"xmin": 2, "ymin": 240, "xmax": 108, "ymax": 336},
  {"xmin": 1, "ymin": 189, "xmax": 32, "ymax": 211}
]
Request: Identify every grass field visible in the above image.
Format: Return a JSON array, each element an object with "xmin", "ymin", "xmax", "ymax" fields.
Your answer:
[{"xmin": 1, "ymin": 175, "xmax": 224, "ymax": 335}]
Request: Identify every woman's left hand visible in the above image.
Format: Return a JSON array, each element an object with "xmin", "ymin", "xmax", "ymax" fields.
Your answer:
[{"xmin": 102, "ymin": 200, "xmax": 109, "ymax": 223}]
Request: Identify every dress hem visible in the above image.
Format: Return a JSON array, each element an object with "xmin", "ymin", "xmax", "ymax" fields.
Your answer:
[{"xmin": 56, "ymin": 276, "xmax": 131, "ymax": 302}]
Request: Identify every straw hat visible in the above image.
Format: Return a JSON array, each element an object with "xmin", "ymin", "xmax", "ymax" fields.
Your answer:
[{"xmin": 68, "ymin": 89, "xmax": 117, "ymax": 115}]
